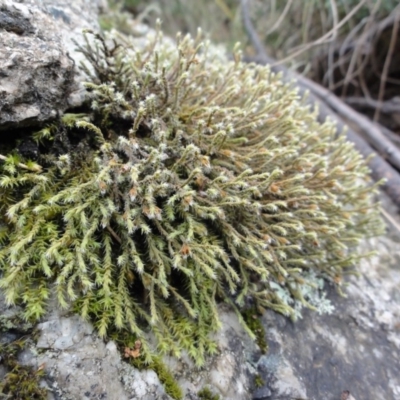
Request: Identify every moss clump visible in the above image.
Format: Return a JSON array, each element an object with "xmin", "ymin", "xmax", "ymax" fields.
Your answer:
[
  {"xmin": 151, "ymin": 357, "xmax": 183, "ymax": 400},
  {"xmin": 254, "ymin": 374, "xmax": 265, "ymax": 388},
  {"xmin": 198, "ymin": 386, "xmax": 220, "ymax": 400},
  {"xmin": 0, "ymin": 26, "xmax": 383, "ymax": 365},
  {"xmin": 242, "ymin": 307, "xmax": 268, "ymax": 353},
  {"xmin": 109, "ymin": 329, "xmax": 183, "ymax": 399},
  {"xmin": 0, "ymin": 338, "xmax": 47, "ymax": 399},
  {"xmin": 0, "ymin": 311, "xmax": 35, "ymax": 333},
  {"xmin": 0, "ymin": 307, "xmax": 45, "ymax": 399}
]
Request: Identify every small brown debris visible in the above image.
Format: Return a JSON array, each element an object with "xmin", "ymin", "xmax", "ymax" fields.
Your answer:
[{"xmin": 124, "ymin": 340, "xmax": 142, "ymax": 358}]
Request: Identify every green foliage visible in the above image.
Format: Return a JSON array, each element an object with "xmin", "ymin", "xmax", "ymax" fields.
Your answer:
[
  {"xmin": 241, "ymin": 307, "xmax": 268, "ymax": 354},
  {"xmin": 198, "ymin": 386, "xmax": 220, "ymax": 400},
  {"xmin": 0, "ymin": 339, "xmax": 47, "ymax": 399},
  {"xmin": 0, "ymin": 311, "xmax": 45, "ymax": 399},
  {"xmin": 0, "ymin": 27, "xmax": 383, "ymax": 366},
  {"xmin": 254, "ymin": 374, "xmax": 265, "ymax": 389},
  {"xmin": 130, "ymin": 355, "xmax": 183, "ymax": 399},
  {"xmin": 0, "ymin": 311, "xmax": 35, "ymax": 333}
]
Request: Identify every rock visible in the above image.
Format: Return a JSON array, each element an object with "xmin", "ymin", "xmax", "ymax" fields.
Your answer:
[
  {"xmin": 34, "ymin": 320, "xmax": 131, "ymax": 400},
  {"xmin": 0, "ymin": 0, "xmax": 105, "ymax": 132},
  {"xmin": 120, "ymin": 364, "xmax": 170, "ymax": 400},
  {"xmin": 0, "ymin": 291, "xmax": 258, "ymax": 400}
]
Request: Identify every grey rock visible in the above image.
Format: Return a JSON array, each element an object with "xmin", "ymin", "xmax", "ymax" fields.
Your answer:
[
  {"xmin": 0, "ymin": 0, "xmax": 105, "ymax": 132},
  {"xmin": 120, "ymin": 363, "xmax": 170, "ymax": 400},
  {"xmin": 0, "ymin": 3, "xmax": 34, "ymax": 35},
  {"xmin": 18, "ymin": 304, "xmax": 165, "ymax": 400},
  {"xmin": 252, "ymin": 385, "xmax": 272, "ymax": 399},
  {"xmin": 36, "ymin": 315, "xmax": 94, "ymax": 350},
  {"xmin": 175, "ymin": 307, "xmax": 258, "ymax": 398}
]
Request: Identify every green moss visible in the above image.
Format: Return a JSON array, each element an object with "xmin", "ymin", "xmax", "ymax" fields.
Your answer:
[
  {"xmin": 0, "ymin": 26, "xmax": 384, "ymax": 370},
  {"xmin": 0, "ymin": 312, "xmax": 35, "ymax": 333},
  {"xmin": 0, "ymin": 339, "xmax": 47, "ymax": 399},
  {"xmin": 0, "ymin": 311, "xmax": 44, "ymax": 398},
  {"xmin": 108, "ymin": 330, "xmax": 183, "ymax": 399},
  {"xmin": 242, "ymin": 307, "xmax": 268, "ymax": 354},
  {"xmin": 128, "ymin": 355, "xmax": 183, "ymax": 400},
  {"xmin": 198, "ymin": 386, "xmax": 220, "ymax": 400},
  {"xmin": 254, "ymin": 374, "xmax": 265, "ymax": 388},
  {"xmin": 151, "ymin": 357, "xmax": 183, "ymax": 400},
  {"xmin": 98, "ymin": 16, "xmax": 115, "ymax": 32}
]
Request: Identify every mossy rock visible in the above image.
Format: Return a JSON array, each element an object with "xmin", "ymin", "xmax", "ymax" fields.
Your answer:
[
  {"xmin": 0, "ymin": 338, "xmax": 47, "ymax": 399},
  {"xmin": 0, "ymin": 26, "xmax": 383, "ymax": 366},
  {"xmin": 198, "ymin": 386, "xmax": 220, "ymax": 400}
]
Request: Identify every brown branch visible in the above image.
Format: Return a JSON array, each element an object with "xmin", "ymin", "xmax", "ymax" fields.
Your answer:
[
  {"xmin": 377, "ymin": 123, "xmax": 400, "ymax": 146},
  {"xmin": 240, "ymin": 0, "xmax": 272, "ymax": 63},
  {"xmin": 340, "ymin": 6, "xmax": 400, "ymax": 54},
  {"xmin": 106, "ymin": 225, "xmax": 122, "ymax": 244},
  {"xmin": 299, "ymin": 78, "xmax": 400, "ymax": 172},
  {"xmin": 345, "ymin": 96, "xmax": 400, "ymax": 114}
]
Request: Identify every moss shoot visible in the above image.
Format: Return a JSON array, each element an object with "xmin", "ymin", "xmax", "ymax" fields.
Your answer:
[
  {"xmin": 198, "ymin": 386, "xmax": 220, "ymax": 400},
  {"xmin": 0, "ymin": 26, "xmax": 383, "ymax": 366},
  {"xmin": 254, "ymin": 374, "xmax": 265, "ymax": 388},
  {"xmin": 242, "ymin": 307, "xmax": 268, "ymax": 354}
]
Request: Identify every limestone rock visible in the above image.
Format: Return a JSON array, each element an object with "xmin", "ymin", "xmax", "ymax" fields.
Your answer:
[
  {"xmin": 3, "ymin": 300, "xmax": 256, "ymax": 400},
  {"xmin": 0, "ymin": 0, "xmax": 105, "ymax": 131}
]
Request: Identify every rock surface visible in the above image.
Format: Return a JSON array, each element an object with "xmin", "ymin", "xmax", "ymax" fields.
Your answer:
[{"xmin": 0, "ymin": 0, "xmax": 106, "ymax": 131}]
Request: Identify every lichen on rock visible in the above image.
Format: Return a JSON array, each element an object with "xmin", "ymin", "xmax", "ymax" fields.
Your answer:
[{"xmin": 0, "ymin": 23, "xmax": 384, "ymax": 367}]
